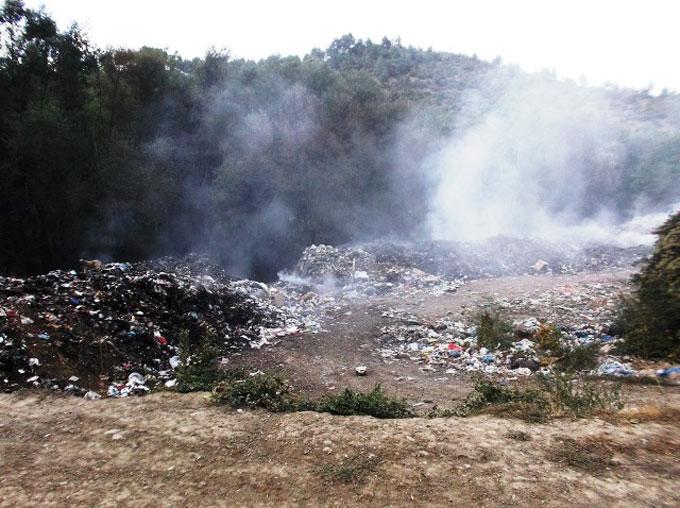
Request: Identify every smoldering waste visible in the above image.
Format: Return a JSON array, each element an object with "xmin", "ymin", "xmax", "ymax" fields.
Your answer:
[
  {"xmin": 0, "ymin": 256, "xmax": 317, "ymax": 396},
  {"xmin": 1, "ymin": 238, "xmax": 673, "ymax": 398}
]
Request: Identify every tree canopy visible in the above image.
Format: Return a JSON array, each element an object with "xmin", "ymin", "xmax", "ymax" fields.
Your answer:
[{"xmin": 1, "ymin": 1, "xmax": 679, "ymax": 279}]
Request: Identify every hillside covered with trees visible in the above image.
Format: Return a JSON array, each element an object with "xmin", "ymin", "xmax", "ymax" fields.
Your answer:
[{"xmin": 2, "ymin": 0, "xmax": 680, "ymax": 279}]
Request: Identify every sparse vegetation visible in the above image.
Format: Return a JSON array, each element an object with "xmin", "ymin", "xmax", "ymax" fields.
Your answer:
[
  {"xmin": 457, "ymin": 377, "xmax": 549, "ymax": 422},
  {"xmin": 457, "ymin": 375, "xmax": 623, "ymax": 421},
  {"xmin": 474, "ymin": 307, "xmax": 514, "ymax": 350},
  {"xmin": 554, "ymin": 345, "xmax": 599, "ymax": 373},
  {"xmin": 175, "ymin": 328, "xmax": 224, "ymax": 392},
  {"xmin": 548, "ymin": 436, "xmax": 628, "ymax": 474},
  {"xmin": 319, "ymin": 453, "xmax": 381, "ymax": 484},
  {"xmin": 539, "ymin": 375, "xmax": 624, "ymax": 417},
  {"xmin": 211, "ymin": 371, "xmax": 412, "ymax": 418},
  {"xmin": 617, "ymin": 404, "xmax": 680, "ymax": 423}
]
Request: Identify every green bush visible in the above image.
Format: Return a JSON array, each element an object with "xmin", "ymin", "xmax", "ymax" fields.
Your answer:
[
  {"xmin": 212, "ymin": 371, "xmax": 302, "ymax": 412},
  {"xmin": 175, "ymin": 328, "xmax": 224, "ymax": 392},
  {"xmin": 539, "ymin": 375, "xmax": 623, "ymax": 418},
  {"xmin": 457, "ymin": 375, "xmax": 623, "ymax": 421},
  {"xmin": 554, "ymin": 345, "xmax": 598, "ymax": 373},
  {"xmin": 211, "ymin": 374, "xmax": 412, "ymax": 418},
  {"xmin": 474, "ymin": 307, "xmax": 514, "ymax": 350},
  {"xmin": 317, "ymin": 385, "xmax": 413, "ymax": 419},
  {"xmin": 457, "ymin": 377, "xmax": 549, "ymax": 422},
  {"xmin": 617, "ymin": 211, "xmax": 680, "ymax": 360}
]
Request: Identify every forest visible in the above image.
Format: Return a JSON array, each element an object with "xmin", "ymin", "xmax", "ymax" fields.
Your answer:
[{"xmin": 2, "ymin": 0, "xmax": 680, "ymax": 279}]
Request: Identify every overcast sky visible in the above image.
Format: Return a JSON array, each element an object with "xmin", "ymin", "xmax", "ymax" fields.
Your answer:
[{"xmin": 23, "ymin": 0, "xmax": 680, "ymax": 91}]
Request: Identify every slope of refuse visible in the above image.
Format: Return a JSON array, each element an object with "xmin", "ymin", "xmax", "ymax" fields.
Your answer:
[
  {"xmin": 293, "ymin": 238, "xmax": 650, "ymax": 285},
  {"xmin": 0, "ymin": 256, "xmax": 317, "ymax": 395}
]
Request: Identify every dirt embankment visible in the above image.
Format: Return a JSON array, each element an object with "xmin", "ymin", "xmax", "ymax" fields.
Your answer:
[{"xmin": 1, "ymin": 389, "xmax": 679, "ymax": 507}]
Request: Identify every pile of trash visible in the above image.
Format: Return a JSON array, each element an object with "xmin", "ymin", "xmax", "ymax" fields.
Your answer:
[
  {"xmin": 376, "ymin": 312, "xmax": 637, "ymax": 379},
  {"xmin": 375, "ymin": 278, "xmax": 677, "ymax": 381},
  {"xmin": 288, "ymin": 244, "xmax": 463, "ymax": 298},
  {"xmin": 291, "ymin": 238, "xmax": 649, "ymax": 285},
  {"xmin": 0, "ymin": 256, "xmax": 317, "ymax": 396}
]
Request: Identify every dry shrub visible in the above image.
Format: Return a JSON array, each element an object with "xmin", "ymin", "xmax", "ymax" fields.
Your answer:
[{"xmin": 548, "ymin": 435, "xmax": 633, "ymax": 474}]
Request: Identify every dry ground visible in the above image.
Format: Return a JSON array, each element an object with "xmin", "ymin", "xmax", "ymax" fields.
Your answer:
[
  {"xmin": 2, "ymin": 270, "xmax": 679, "ymax": 507},
  {"xmin": 1, "ymin": 390, "xmax": 679, "ymax": 507}
]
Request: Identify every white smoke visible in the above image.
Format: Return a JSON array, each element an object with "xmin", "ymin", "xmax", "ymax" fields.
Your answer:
[{"xmin": 427, "ymin": 69, "xmax": 678, "ymax": 246}]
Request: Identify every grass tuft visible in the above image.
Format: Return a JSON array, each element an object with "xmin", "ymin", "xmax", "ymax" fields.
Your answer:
[{"xmin": 319, "ymin": 453, "xmax": 381, "ymax": 484}]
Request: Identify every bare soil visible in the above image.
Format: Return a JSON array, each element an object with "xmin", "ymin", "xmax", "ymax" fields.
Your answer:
[{"xmin": 2, "ymin": 270, "xmax": 679, "ymax": 507}]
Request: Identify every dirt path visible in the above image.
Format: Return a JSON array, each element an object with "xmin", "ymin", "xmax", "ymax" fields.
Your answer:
[
  {"xmin": 230, "ymin": 270, "xmax": 635, "ymax": 406},
  {"xmin": 1, "ymin": 390, "xmax": 679, "ymax": 507}
]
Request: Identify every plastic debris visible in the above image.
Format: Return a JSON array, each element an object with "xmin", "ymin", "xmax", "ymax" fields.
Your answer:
[{"xmin": 597, "ymin": 359, "xmax": 635, "ymax": 377}]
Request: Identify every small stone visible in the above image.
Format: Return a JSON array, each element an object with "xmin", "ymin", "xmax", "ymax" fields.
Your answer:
[{"xmin": 355, "ymin": 366, "xmax": 367, "ymax": 376}]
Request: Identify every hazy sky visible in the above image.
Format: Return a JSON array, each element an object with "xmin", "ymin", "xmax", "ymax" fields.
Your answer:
[{"xmin": 24, "ymin": 0, "xmax": 680, "ymax": 91}]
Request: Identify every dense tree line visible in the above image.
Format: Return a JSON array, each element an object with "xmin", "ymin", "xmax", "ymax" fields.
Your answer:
[{"xmin": 2, "ymin": 1, "xmax": 679, "ymax": 279}]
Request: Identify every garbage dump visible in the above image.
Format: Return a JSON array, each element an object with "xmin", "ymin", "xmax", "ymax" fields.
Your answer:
[
  {"xmin": 0, "ymin": 238, "xmax": 671, "ymax": 396},
  {"xmin": 292, "ymin": 238, "xmax": 649, "ymax": 285},
  {"xmin": 0, "ymin": 256, "xmax": 319, "ymax": 395},
  {"xmin": 374, "ymin": 278, "xmax": 675, "ymax": 380}
]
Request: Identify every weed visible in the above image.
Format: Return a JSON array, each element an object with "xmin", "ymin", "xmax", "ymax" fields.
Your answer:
[
  {"xmin": 506, "ymin": 430, "xmax": 532, "ymax": 441},
  {"xmin": 474, "ymin": 307, "xmax": 514, "ymax": 350},
  {"xmin": 457, "ymin": 377, "xmax": 549, "ymax": 422},
  {"xmin": 554, "ymin": 345, "xmax": 598, "ymax": 373},
  {"xmin": 457, "ymin": 375, "xmax": 623, "ymax": 421},
  {"xmin": 540, "ymin": 375, "xmax": 624, "ymax": 418},
  {"xmin": 317, "ymin": 385, "xmax": 413, "ymax": 419},
  {"xmin": 212, "ymin": 371, "xmax": 302, "ymax": 412},
  {"xmin": 319, "ymin": 453, "xmax": 381, "ymax": 484},
  {"xmin": 175, "ymin": 328, "xmax": 223, "ymax": 392},
  {"xmin": 548, "ymin": 436, "xmax": 627, "ymax": 474}
]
